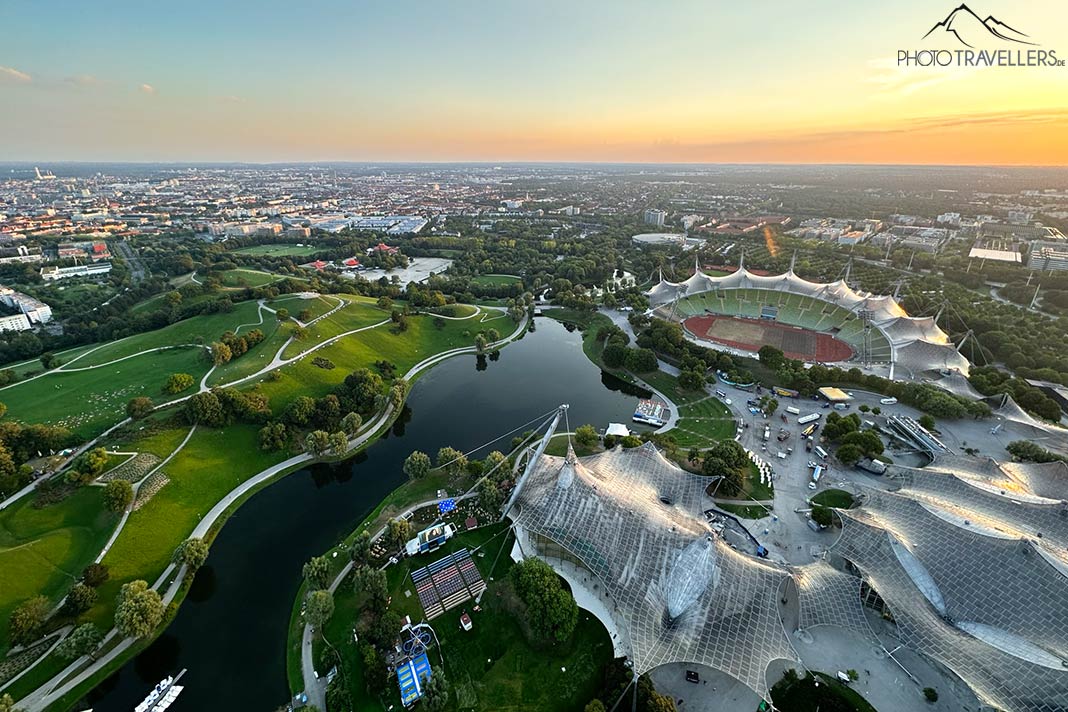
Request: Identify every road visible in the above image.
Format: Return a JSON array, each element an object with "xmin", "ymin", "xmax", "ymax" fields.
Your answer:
[{"xmin": 112, "ymin": 239, "xmax": 146, "ymax": 283}]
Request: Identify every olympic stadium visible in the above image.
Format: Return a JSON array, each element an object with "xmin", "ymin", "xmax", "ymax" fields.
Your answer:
[
  {"xmin": 502, "ymin": 409, "xmax": 1068, "ymax": 712},
  {"xmin": 645, "ymin": 262, "xmax": 970, "ymax": 380}
]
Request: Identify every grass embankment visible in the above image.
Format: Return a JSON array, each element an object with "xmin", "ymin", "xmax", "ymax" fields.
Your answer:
[
  {"xmin": 217, "ymin": 268, "xmax": 287, "ymax": 289},
  {"xmin": 0, "ymin": 488, "xmax": 119, "ymax": 651},
  {"xmin": 770, "ymin": 671, "xmax": 878, "ymax": 712},
  {"xmin": 811, "ymin": 489, "xmax": 856, "ymax": 509},
  {"xmin": 0, "ymin": 347, "xmax": 210, "ymax": 440},
  {"xmin": 279, "ymin": 297, "xmax": 386, "ymax": 360},
  {"xmin": 670, "ymin": 397, "xmax": 735, "ymax": 448},
  {"xmin": 470, "ymin": 274, "xmax": 522, "ymax": 287},
  {"xmin": 318, "ymin": 524, "xmax": 613, "ymax": 711}
]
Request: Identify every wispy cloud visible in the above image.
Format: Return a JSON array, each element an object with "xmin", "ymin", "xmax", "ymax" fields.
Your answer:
[
  {"xmin": 63, "ymin": 74, "xmax": 100, "ymax": 87},
  {"xmin": 0, "ymin": 66, "xmax": 32, "ymax": 84},
  {"xmin": 139, "ymin": 83, "xmax": 156, "ymax": 95},
  {"xmin": 865, "ymin": 57, "xmax": 979, "ymax": 98}
]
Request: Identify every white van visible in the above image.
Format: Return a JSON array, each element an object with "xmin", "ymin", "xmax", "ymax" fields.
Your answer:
[{"xmin": 880, "ymin": 397, "xmax": 898, "ymax": 405}]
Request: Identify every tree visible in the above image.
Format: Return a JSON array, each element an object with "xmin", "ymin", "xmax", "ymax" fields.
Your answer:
[
  {"xmin": 126, "ymin": 396, "xmax": 155, "ymax": 420},
  {"xmin": 40, "ymin": 352, "xmax": 59, "ymax": 370},
  {"xmin": 184, "ymin": 391, "xmax": 224, "ymax": 426},
  {"xmin": 163, "ymin": 372, "xmax": 194, "ymax": 394},
  {"xmin": 758, "ymin": 345, "xmax": 785, "ymax": 369},
  {"xmin": 173, "ymin": 538, "xmax": 210, "ymax": 571},
  {"xmin": 259, "ymin": 421, "xmax": 287, "ymax": 451},
  {"xmin": 510, "ymin": 558, "xmax": 578, "ymax": 643},
  {"xmin": 79, "ymin": 447, "xmax": 110, "ymax": 477},
  {"xmin": 354, "ymin": 565, "xmax": 389, "ymax": 613},
  {"xmin": 114, "ymin": 580, "xmax": 163, "ymax": 638},
  {"xmin": 474, "ymin": 334, "xmax": 488, "ymax": 354},
  {"xmin": 585, "ymin": 702, "xmax": 607, "ymax": 712},
  {"xmin": 574, "ymin": 424, "xmax": 598, "ymax": 447},
  {"xmin": 836, "ymin": 443, "xmax": 863, "ymax": 466},
  {"xmin": 55, "ymin": 623, "xmax": 102, "ymax": 660},
  {"xmin": 349, "ymin": 531, "xmax": 371, "ymax": 566},
  {"xmin": 403, "ymin": 450, "xmax": 431, "ymax": 480},
  {"xmin": 677, "ymin": 369, "xmax": 705, "ymax": 391},
  {"xmin": 305, "ymin": 430, "xmax": 331, "ymax": 456},
  {"xmin": 421, "ymin": 672, "xmax": 449, "ymax": 712},
  {"xmin": 210, "ymin": 341, "xmax": 232, "ymax": 366},
  {"xmin": 305, "ymin": 589, "xmax": 334, "ymax": 629},
  {"xmin": 303, "ymin": 555, "xmax": 330, "ymax": 589},
  {"xmin": 9, "ymin": 595, "xmax": 49, "ymax": 646},
  {"xmin": 82, "ymin": 563, "xmax": 110, "ymax": 588},
  {"xmin": 329, "ymin": 431, "xmax": 349, "ymax": 455},
  {"xmin": 387, "ymin": 518, "xmax": 412, "ymax": 550},
  {"xmin": 603, "ymin": 342, "xmax": 628, "ymax": 369},
  {"xmin": 1, "ymin": 693, "xmax": 23, "ymax": 712},
  {"xmin": 624, "ymin": 347, "xmax": 658, "ymax": 373},
  {"xmin": 340, "ymin": 411, "xmax": 363, "ymax": 436},
  {"xmin": 918, "ymin": 414, "xmax": 937, "ymax": 431},
  {"xmin": 478, "ymin": 477, "xmax": 502, "ymax": 513},
  {"xmin": 436, "ymin": 446, "xmax": 467, "ymax": 477},
  {"xmin": 285, "ymin": 395, "xmax": 317, "ymax": 426},
  {"xmin": 104, "ymin": 479, "xmax": 133, "ymax": 512},
  {"xmin": 923, "ymin": 687, "xmax": 939, "ymax": 703},
  {"xmin": 62, "ymin": 583, "xmax": 98, "ymax": 617},
  {"xmin": 810, "ymin": 506, "xmax": 833, "ymax": 527},
  {"xmin": 484, "ymin": 450, "xmax": 509, "ymax": 480},
  {"xmin": 377, "ymin": 296, "xmax": 393, "ymax": 310},
  {"xmin": 276, "ymin": 307, "xmax": 290, "ymax": 321}
]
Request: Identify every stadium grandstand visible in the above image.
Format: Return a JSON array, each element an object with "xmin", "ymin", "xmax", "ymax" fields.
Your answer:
[{"xmin": 646, "ymin": 261, "xmax": 969, "ymax": 379}]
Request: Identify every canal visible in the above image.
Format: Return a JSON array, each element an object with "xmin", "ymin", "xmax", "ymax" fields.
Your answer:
[{"xmin": 85, "ymin": 317, "xmax": 649, "ymax": 711}]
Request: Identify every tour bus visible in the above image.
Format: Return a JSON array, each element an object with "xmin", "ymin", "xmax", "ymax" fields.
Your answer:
[
  {"xmin": 814, "ymin": 446, "xmax": 829, "ymax": 460},
  {"xmin": 811, "ymin": 464, "xmax": 824, "ymax": 482},
  {"xmin": 715, "ymin": 389, "xmax": 728, "ymax": 399},
  {"xmin": 797, "ymin": 413, "xmax": 821, "ymax": 425},
  {"xmin": 785, "ymin": 406, "xmax": 801, "ymax": 415},
  {"xmin": 773, "ymin": 386, "xmax": 800, "ymax": 398}
]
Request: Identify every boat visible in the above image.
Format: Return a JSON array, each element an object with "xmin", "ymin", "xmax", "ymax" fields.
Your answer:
[{"xmin": 134, "ymin": 669, "xmax": 186, "ymax": 712}]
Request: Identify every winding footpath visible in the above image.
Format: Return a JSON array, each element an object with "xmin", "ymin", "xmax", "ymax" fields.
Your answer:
[{"xmin": 16, "ymin": 307, "xmax": 528, "ymax": 711}]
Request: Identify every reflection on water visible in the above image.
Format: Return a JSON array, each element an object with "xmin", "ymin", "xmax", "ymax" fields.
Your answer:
[{"xmin": 84, "ymin": 318, "xmax": 646, "ymax": 712}]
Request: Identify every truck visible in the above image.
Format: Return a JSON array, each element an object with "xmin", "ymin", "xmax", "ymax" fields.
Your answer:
[
  {"xmin": 785, "ymin": 406, "xmax": 801, "ymax": 415},
  {"xmin": 857, "ymin": 457, "xmax": 888, "ymax": 475},
  {"xmin": 762, "ymin": 427, "xmax": 771, "ymax": 442},
  {"xmin": 773, "ymin": 386, "xmax": 800, "ymax": 398},
  {"xmin": 777, "ymin": 429, "xmax": 790, "ymax": 442},
  {"xmin": 797, "ymin": 413, "xmax": 821, "ymax": 425},
  {"xmin": 801, "ymin": 423, "xmax": 819, "ymax": 437}
]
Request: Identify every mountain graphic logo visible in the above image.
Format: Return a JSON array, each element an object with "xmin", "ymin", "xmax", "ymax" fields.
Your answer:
[{"xmin": 922, "ymin": 4, "xmax": 1036, "ymax": 48}]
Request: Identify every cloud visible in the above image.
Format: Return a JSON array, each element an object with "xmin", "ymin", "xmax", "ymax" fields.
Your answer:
[
  {"xmin": 0, "ymin": 66, "xmax": 32, "ymax": 83},
  {"xmin": 139, "ymin": 83, "xmax": 156, "ymax": 95},
  {"xmin": 223, "ymin": 95, "xmax": 245, "ymax": 103},
  {"xmin": 865, "ymin": 57, "xmax": 979, "ymax": 98},
  {"xmin": 63, "ymin": 74, "xmax": 100, "ymax": 87}
]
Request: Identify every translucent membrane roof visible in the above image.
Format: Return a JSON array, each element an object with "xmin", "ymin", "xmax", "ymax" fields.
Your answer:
[{"xmin": 646, "ymin": 268, "xmax": 969, "ymax": 375}]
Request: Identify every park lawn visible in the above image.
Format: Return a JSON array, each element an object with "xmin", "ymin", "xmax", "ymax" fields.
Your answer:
[
  {"xmin": 217, "ymin": 268, "xmax": 284, "ymax": 289},
  {"xmin": 279, "ymin": 298, "xmax": 389, "ymax": 360},
  {"xmin": 256, "ymin": 312, "xmax": 512, "ymax": 407},
  {"xmin": 545, "ymin": 434, "xmax": 601, "ymax": 458},
  {"xmin": 0, "ymin": 487, "xmax": 120, "ymax": 651},
  {"xmin": 70, "ymin": 299, "xmax": 266, "ymax": 366},
  {"xmin": 292, "ymin": 294, "xmax": 345, "ymax": 322},
  {"xmin": 716, "ymin": 503, "xmax": 768, "ymax": 519},
  {"xmin": 231, "ymin": 244, "xmax": 321, "ymax": 257},
  {"xmin": 638, "ymin": 369, "xmax": 706, "ymax": 406},
  {"xmin": 88, "ymin": 424, "xmax": 285, "ymax": 629},
  {"xmin": 471, "ymin": 274, "xmax": 522, "ymax": 287},
  {"xmin": 811, "ymin": 489, "xmax": 856, "ymax": 509},
  {"xmin": 327, "ymin": 524, "xmax": 613, "ymax": 712},
  {"xmin": 0, "ymin": 347, "xmax": 211, "ymax": 440},
  {"xmin": 205, "ymin": 316, "xmax": 288, "ymax": 387},
  {"xmin": 670, "ymin": 396, "xmax": 736, "ymax": 448}
]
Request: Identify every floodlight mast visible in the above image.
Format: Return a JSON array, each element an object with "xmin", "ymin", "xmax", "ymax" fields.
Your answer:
[{"xmin": 499, "ymin": 404, "xmax": 567, "ymax": 522}]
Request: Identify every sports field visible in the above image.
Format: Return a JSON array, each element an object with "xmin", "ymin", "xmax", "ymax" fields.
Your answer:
[
  {"xmin": 684, "ymin": 314, "xmax": 853, "ymax": 363},
  {"xmin": 230, "ymin": 244, "xmax": 320, "ymax": 257}
]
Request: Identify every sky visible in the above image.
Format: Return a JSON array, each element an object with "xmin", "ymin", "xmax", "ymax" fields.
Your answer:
[{"xmin": 1, "ymin": 0, "xmax": 1067, "ymax": 164}]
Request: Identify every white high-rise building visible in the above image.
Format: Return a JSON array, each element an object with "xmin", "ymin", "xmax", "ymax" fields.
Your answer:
[{"xmin": 644, "ymin": 209, "xmax": 666, "ymax": 227}]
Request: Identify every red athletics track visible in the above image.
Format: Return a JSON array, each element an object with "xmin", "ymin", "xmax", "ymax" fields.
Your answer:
[{"xmin": 683, "ymin": 314, "xmax": 854, "ymax": 363}]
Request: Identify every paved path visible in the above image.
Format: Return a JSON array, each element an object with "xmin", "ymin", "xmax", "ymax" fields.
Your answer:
[{"xmin": 16, "ymin": 309, "xmax": 528, "ymax": 711}]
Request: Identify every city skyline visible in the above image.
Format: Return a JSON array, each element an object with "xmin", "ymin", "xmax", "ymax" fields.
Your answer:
[{"xmin": 2, "ymin": 0, "xmax": 1068, "ymax": 164}]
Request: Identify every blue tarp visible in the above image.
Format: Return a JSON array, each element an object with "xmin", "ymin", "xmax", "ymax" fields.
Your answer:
[{"xmin": 438, "ymin": 499, "xmax": 456, "ymax": 515}]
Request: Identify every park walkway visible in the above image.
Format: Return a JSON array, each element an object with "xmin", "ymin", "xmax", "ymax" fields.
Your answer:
[{"xmin": 16, "ymin": 309, "xmax": 528, "ymax": 712}]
